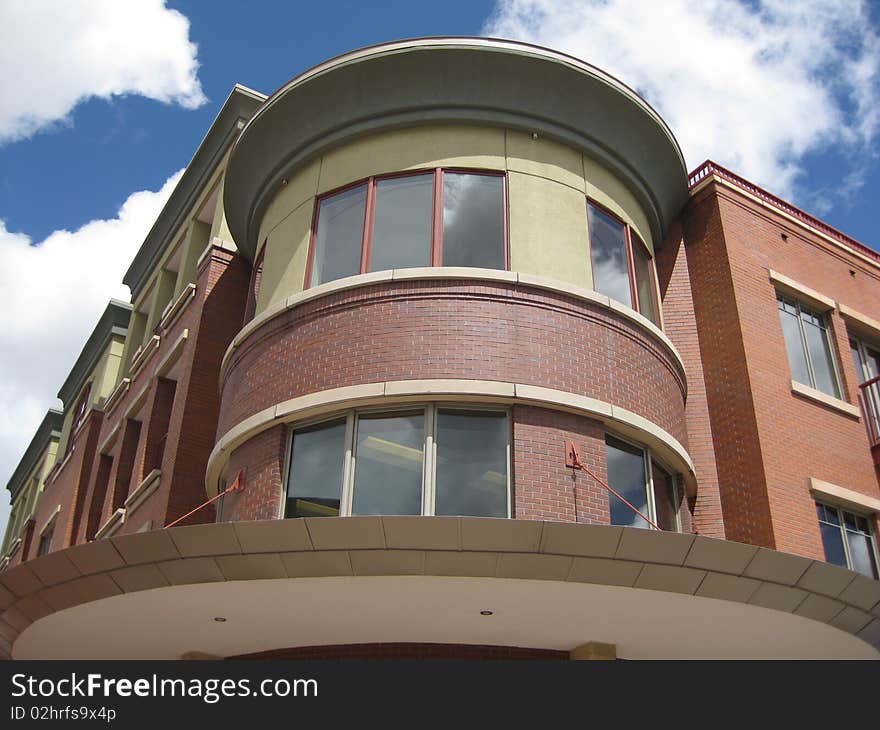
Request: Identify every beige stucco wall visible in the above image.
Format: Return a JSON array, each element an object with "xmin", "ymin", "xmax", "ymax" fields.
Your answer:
[
  {"xmin": 2, "ymin": 439, "xmax": 59, "ymax": 553},
  {"xmin": 252, "ymin": 124, "xmax": 657, "ymax": 315}
]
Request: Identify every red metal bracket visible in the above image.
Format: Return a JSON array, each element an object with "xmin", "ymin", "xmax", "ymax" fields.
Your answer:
[{"xmin": 565, "ymin": 439, "xmax": 580, "ymax": 468}]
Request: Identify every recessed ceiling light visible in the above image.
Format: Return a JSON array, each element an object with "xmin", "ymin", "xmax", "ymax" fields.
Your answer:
[
  {"xmin": 213, "ymin": 617, "xmax": 227, "ymax": 623},
  {"xmin": 480, "ymin": 610, "xmax": 494, "ymax": 616}
]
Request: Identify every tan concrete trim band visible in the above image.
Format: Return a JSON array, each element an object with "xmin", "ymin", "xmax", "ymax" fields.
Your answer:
[
  {"xmin": 98, "ymin": 422, "xmax": 121, "ymax": 457},
  {"xmin": 123, "ymin": 382, "xmax": 151, "ymax": 422},
  {"xmin": 155, "ymin": 329, "xmax": 189, "ymax": 378},
  {"xmin": 102, "ymin": 378, "xmax": 130, "ymax": 418},
  {"xmin": 38, "ymin": 506, "xmax": 61, "ymax": 537},
  {"xmin": 206, "ymin": 380, "xmax": 695, "ymax": 498},
  {"xmin": 838, "ymin": 304, "xmax": 880, "ymax": 340},
  {"xmin": 3, "ymin": 518, "xmax": 879, "ymax": 659},
  {"xmin": 769, "ymin": 269, "xmax": 836, "ymax": 311},
  {"xmin": 128, "ymin": 335, "xmax": 160, "ymax": 379},
  {"xmin": 809, "ymin": 478, "xmax": 880, "ymax": 514},
  {"xmin": 4, "ymin": 537, "xmax": 21, "ymax": 561},
  {"xmin": 791, "ymin": 380, "xmax": 861, "ymax": 418},
  {"xmin": 124, "ymin": 469, "xmax": 162, "ymax": 516},
  {"xmin": 94, "ymin": 508, "xmax": 125, "ymax": 541},
  {"xmin": 158, "ymin": 284, "xmax": 196, "ymax": 333},
  {"xmin": 220, "ymin": 269, "xmax": 686, "ymax": 383}
]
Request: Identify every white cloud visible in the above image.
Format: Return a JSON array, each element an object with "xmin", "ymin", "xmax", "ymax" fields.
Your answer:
[
  {"xmin": 0, "ymin": 0, "xmax": 205, "ymax": 143},
  {"xmin": 484, "ymin": 0, "xmax": 880, "ymax": 202},
  {"xmin": 0, "ymin": 169, "xmax": 183, "ymax": 537}
]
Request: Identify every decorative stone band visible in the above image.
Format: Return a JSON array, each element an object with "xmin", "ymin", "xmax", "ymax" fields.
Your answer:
[
  {"xmin": 220, "ymin": 268, "xmax": 687, "ymax": 388},
  {"xmin": 1, "ymin": 519, "xmax": 878, "ymax": 659},
  {"xmin": 207, "ymin": 379, "xmax": 694, "ymax": 501}
]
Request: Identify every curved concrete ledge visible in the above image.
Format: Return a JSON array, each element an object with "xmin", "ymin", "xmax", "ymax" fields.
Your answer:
[
  {"xmin": 224, "ymin": 37, "xmax": 688, "ymax": 261},
  {"xmin": 221, "ymin": 268, "xmax": 687, "ymax": 387},
  {"xmin": 206, "ymin": 380, "xmax": 695, "ymax": 498},
  {"xmin": 3, "ymin": 519, "xmax": 878, "ymax": 659}
]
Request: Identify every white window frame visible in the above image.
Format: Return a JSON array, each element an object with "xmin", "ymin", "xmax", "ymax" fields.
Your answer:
[
  {"xmin": 816, "ymin": 501, "xmax": 879, "ymax": 578},
  {"xmin": 777, "ymin": 292, "xmax": 843, "ymax": 398},
  {"xmin": 283, "ymin": 404, "xmax": 512, "ymax": 519}
]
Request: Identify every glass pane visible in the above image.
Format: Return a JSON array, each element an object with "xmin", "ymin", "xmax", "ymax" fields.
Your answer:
[
  {"xmin": 802, "ymin": 315, "xmax": 840, "ymax": 397},
  {"xmin": 851, "ymin": 340, "xmax": 865, "ymax": 382},
  {"xmin": 589, "ymin": 205, "xmax": 632, "ymax": 307},
  {"xmin": 819, "ymin": 521, "xmax": 848, "ymax": 567},
  {"xmin": 632, "ymin": 238, "xmax": 659, "ymax": 325},
  {"xmin": 605, "ymin": 435, "xmax": 649, "ymax": 529},
  {"xmin": 352, "ymin": 413, "xmax": 424, "ymax": 515},
  {"xmin": 435, "ymin": 410, "xmax": 508, "ymax": 517},
  {"xmin": 778, "ymin": 301, "xmax": 811, "ymax": 386},
  {"xmin": 846, "ymin": 531, "xmax": 879, "ymax": 578},
  {"xmin": 370, "ymin": 174, "xmax": 433, "ymax": 271},
  {"xmin": 821, "ymin": 503, "xmax": 840, "ymax": 526},
  {"xmin": 312, "ymin": 184, "xmax": 366, "ymax": 285},
  {"xmin": 442, "ymin": 173, "xmax": 504, "ymax": 268},
  {"xmin": 866, "ymin": 346, "xmax": 880, "ymax": 380},
  {"xmin": 286, "ymin": 420, "xmax": 346, "ymax": 518},
  {"xmin": 651, "ymin": 461, "xmax": 679, "ymax": 532}
]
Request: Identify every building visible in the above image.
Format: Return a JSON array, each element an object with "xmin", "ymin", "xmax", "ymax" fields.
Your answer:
[{"xmin": 1, "ymin": 38, "xmax": 878, "ymax": 660}]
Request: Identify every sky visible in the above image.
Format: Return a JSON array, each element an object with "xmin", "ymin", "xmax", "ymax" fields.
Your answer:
[{"xmin": 0, "ymin": 0, "xmax": 878, "ymax": 538}]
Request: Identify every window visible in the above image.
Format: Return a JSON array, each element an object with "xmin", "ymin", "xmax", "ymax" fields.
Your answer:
[
  {"xmin": 777, "ymin": 294, "xmax": 841, "ymax": 398},
  {"xmin": 605, "ymin": 434, "xmax": 681, "ymax": 531},
  {"xmin": 851, "ymin": 335, "xmax": 880, "ymax": 441},
  {"xmin": 850, "ymin": 336, "xmax": 880, "ymax": 385},
  {"xmin": 587, "ymin": 201, "xmax": 659, "ymax": 325},
  {"xmin": 285, "ymin": 406, "xmax": 510, "ymax": 518},
  {"xmin": 816, "ymin": 502, "xmax": 878, "ymax": 579},
  {"xmin": 37, "ymin": 524, "xmax": 54, "ymax": 557},
  {"xmin": 306, "ymin": 170, "xmax": 507, "ymax": 287}
]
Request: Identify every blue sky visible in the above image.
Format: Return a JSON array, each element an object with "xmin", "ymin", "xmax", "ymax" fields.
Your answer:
[{"xmin": 0, "ymin": 0, "xmax": 878, "ymax": 535}]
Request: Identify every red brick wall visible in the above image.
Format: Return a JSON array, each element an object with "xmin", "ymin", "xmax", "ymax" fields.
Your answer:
[
  {"xmin": 655, "ymin": 221, "xmax": 725, "ymax": 538},
  {"xmin": 512, "ymin": 405, "xmax": 608, "ymax": 523},
  {"xmin": 109, "ymin": 419, "xmax": 141, "ymax": 513},
  {"xmin": 220, "ymin": 279, "xmax": 688, "ymax": 448},
  {"xmin": 26, "ymin": 410, "xmax": 103, "ymax": 556},
  {"xmin": 680, "ymin": 180, "xmax": 880, "ymax": 558},
  {"xmin": 149, "ymin": 247, "xmax": 251, "ymax": 528},
  {"xmin": 230, "ymin": 643, "xmax": 567, "ymax": 660},
  {"xmin": 221, "ymin": 426, "xmax": 287, "ymax": 522},
  {"xmin": 679, "ymin": 190, "xmax": 775, "ymax": 548}
]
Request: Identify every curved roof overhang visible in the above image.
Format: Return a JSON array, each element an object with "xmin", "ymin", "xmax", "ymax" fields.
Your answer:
[
  {"xmin": 224, "ymin": 37, "xmax": 690, "ymax": 263},
  {"xmin": 3, "ymin": 519, "xmax": 878, "ymax": 659}
]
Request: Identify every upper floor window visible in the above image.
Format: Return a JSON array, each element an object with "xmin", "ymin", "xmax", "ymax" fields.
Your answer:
[
  {"xmin": 816, "ymin": 502, "xmax": 878, "ymax": 579},
  {"xmin": 37, "ymin": 522, "xmax": 54, "ymax": 557},
  {"xmin": 286, "ymin": 405, "xmax": 510, "ymax": 518},
  {"xmin": 851, "ymin": 335, "xmax": 880, "ymax": 442},
  {"xmin": 587, "ymin": 201, "xmax": 659, "ymax": 326},
  {"xmin": 777, "ymin": 293, "xmax": 841, "ymax": 398},
  {"xmin": 605, "ymin": 434, "xmax": 681, "ymax": 531},
  {"xmin": 72, "ymin": 383, "xmax": 92, "ymax": 432},
  {"xmin": 850, "ymin": 336, "xmax": 879, "ymax": 386},
  {"xmin": 307, "ymin": 170, "xmax": 507, "ymax": 287}
]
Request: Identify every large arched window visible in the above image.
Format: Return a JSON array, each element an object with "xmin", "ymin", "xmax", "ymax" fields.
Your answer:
[{"xmin": 306, "ymin": 170, "xmax": 507, "ymax": 287}]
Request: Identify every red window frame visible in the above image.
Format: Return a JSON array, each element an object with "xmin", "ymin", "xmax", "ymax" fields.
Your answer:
[
  {"xmin": 304, "ymin": 168, "xmax": 509, "ymax": 288},
  {"xmin": 586, "ymin": 198, "xmax": 660, "ymax": 323}
]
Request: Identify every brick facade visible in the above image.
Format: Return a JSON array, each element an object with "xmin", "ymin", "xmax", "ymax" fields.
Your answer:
[
  {"xmin": 680, "ymin": 179, "xmax": 880, "ymax": 556},
  {"xmin": 220, "ymin": 279, "xmax": 688, "ymax": 446}
]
